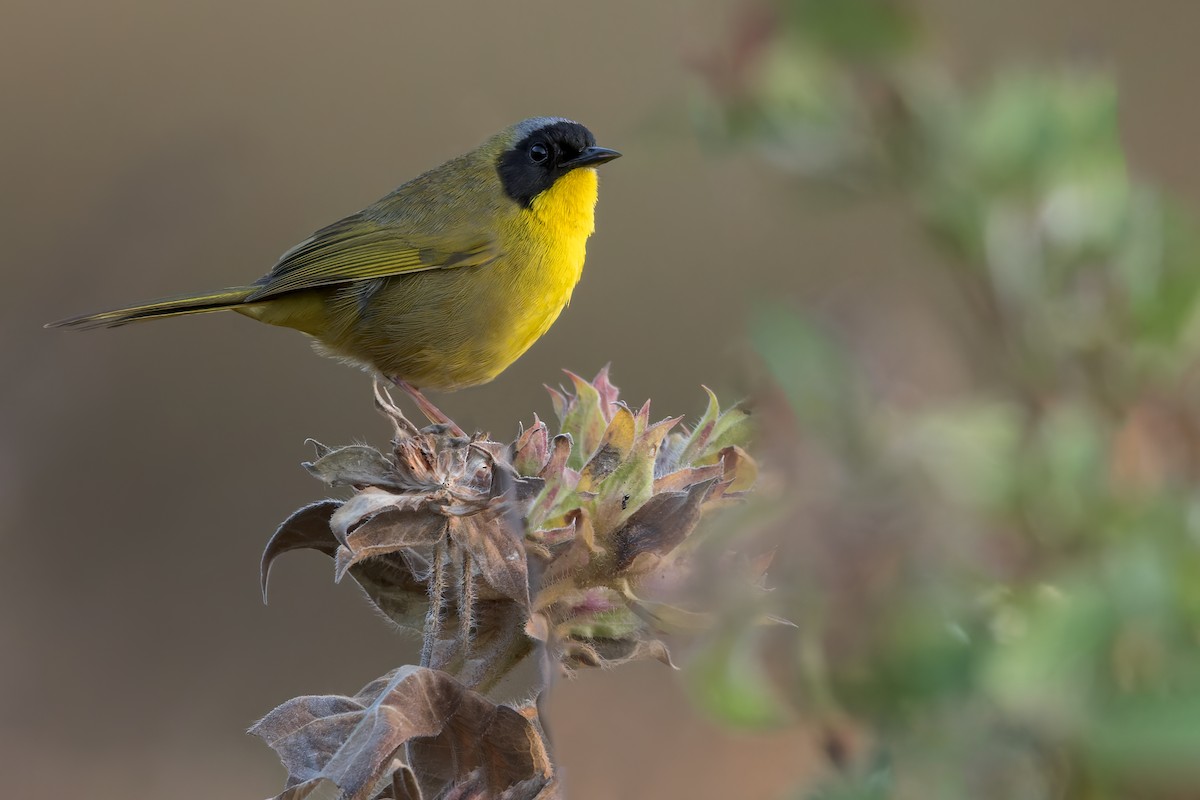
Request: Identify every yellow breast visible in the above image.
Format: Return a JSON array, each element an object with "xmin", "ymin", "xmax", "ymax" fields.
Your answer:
[{"xmin": 498, "ymin": 167, "xmax": 600, "ymax": 357}]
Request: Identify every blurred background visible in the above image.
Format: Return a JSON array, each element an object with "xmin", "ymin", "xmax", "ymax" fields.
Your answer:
[{"xmin": 6, "ymin": 1, "xmax": 1200, "ymax": 798}]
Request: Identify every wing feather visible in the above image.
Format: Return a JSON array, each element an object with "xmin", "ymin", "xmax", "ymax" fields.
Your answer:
[{"xmin": 245, "ymin": 214, "xmax": 498, "ymax": 301}]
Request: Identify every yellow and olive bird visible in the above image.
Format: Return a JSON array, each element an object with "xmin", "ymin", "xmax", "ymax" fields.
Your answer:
[{"xmin": 49, "ymin": 117, "xmax": 620, "ymax": 427}]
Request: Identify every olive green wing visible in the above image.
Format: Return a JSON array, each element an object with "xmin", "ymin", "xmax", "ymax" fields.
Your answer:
[{"xmin": 244, "ymin": 214, "xmax": 499, "ymax": 302}]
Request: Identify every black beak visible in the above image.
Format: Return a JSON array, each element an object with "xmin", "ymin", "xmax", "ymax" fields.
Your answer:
[{"xmin": 561, "ymin": 146, "xmax": 622, "ymax": 169}]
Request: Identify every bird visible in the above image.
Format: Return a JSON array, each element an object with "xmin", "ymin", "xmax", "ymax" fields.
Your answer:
[{"xmin": 48, "ymin": 117, "xmax": 621, "ymax": 431}]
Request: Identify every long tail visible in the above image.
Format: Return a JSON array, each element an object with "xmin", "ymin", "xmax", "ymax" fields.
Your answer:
[{"xmin": 46, "ymin": 286, "xmax": 258, "ymax": 330}]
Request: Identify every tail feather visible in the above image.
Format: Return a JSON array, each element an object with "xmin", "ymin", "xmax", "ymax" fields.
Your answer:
[{"xmin": 46, "ymin": 287, "xmax": 257, "ymax": 330}]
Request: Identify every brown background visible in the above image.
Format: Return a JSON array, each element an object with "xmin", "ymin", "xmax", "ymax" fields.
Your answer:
[{"xmin": 3, "ymin": 1, "xmax": 1197, "ymax": 798}]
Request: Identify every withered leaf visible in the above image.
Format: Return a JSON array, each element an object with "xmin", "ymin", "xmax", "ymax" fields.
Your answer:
[
  {"xmin": 653, "ymin": 463, "xmax": 725, "ymax": 495},
  {"xmin": 449, "ymin": 599, "xmax": 533, "ymax": 691},
  {"xmin": 377, "ymin": 765, "xmax": 421, "ymax": 799},
  {"xmin": 718, "ymin": 444, "xmax": 758, "ymax": 492},
  {"xmin": 561, "ymin": 636, "xmax": 677, "ymax": 671},
  {"xmin": 261, "ymin": 501, "xmax": 432, "ymax": 632},
  {"xmin": 510, "ymin": 417, "xmax": 550, "ymax": 476},
  {"xmin": 534, "ymin": 512, "xmax": 599, "ymax": 607},
  {"xmin": 343, "ymin": 552, "xmax": 431, "ymax": 633},
  {"xmin": 539, "ymin": 434, "xmax": 572, "ymax": 482},
  {"xmin": 330, "ymin": 488, "xmax": 428, "ymax": 544},
  {"xmin": 622, "ymin": 589, "xmax": 716, "ymax": 634},
  {"xmin": 442, "ymin": 772, "xmax": 559, "ymax": 800},
  {"xmin": 450, "ymin": 513, "xmax": 530, "ymax": 606},
  {"xmin": 261, "ymin": 500, "xmax": 342, "ymax": 602},
  {"xmin": 251, "ymin": 666, "xmax": 550, "ymax": 800},
  {"xmin": 611, "ymin": 478, "xmax": 716, "ymax": 573},
  {"xmin": 334, "ymin": 508, "xmax": 447, "ymax": 582},
  {"xmin": 304, "ymin": 444, "xmax": 403, "ymax": 488}
]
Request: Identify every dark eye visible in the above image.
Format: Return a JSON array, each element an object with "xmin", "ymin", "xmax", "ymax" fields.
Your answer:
[{"xmin": 529, "ymin": 142, "xmax": 549, "ymax": 164}]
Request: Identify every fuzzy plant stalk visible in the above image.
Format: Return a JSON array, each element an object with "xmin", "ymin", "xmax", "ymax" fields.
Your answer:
[{"xmin": 252, "ymin": 368, "xmax": 761, "ymax": 800}]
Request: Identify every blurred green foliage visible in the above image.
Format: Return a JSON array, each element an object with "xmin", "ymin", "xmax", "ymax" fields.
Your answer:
[{"xmin": 693, "ymin": 1, "xmax": 1200, "ymax": 798}]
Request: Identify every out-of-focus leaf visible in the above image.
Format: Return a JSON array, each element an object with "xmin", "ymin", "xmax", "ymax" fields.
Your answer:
[
  {"xmin": 802, "ymin": 760, "xmax": 892, "ymax": 800},
  {"xmin": 1122, "ymin": 200, "xmax": 1200, "ymax": 354},
  {"xmin": 751, "ymin": 305, "xmax": 860, "ymax": 450},
  {"xmin": 782, "ymin": 0, "xmax": 920, "ymax": 60},
  {"xmin": 622, "ymin": 588, "xmax": 716, "ymax": 634},
  {"xmin": 1086, "ymin": 693, "xmax": 1200, "ymax": 771},
  {"xmin": 893, "ymin": 402, "xmax": 1021, "ymax": 511},
  {"xmin": 687, "ymin": 625, "xmax": 789, "ymax": 729},
  {"xmin": 983, "ymin": 582, "xmax": 1113, "ymax": 727}
]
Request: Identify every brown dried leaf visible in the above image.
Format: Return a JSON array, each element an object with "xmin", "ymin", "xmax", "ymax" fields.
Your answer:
[
  {"xmin": 511, "ymin": 417, "xmax": 550, "ymax": 476},
  {"xmin": 653, "ymin": 463, "xmax": 725, "ymax": 494},
  {"xmin": 561, "ymin": 637, "xmax": 677, "ymax": 671},
  {"xmin": 535, "ymin": 512, "xmax": 601, "ymax": 608},
  {"xmin": 718, "ymin": 444, "xmax": 758, "ymax": 492},
  {"xmin": 261, "ymin": 500, "xmax": 341, "ymax": 602},
  {"xmin": 343, "ymin": 552, "xmax": 431, "ymax": 633},
  {"xmin": 330, "ymin": 488, "xmax": 428, "ymax": 544},
  {"xmin": 442, "ymin": 772, "xmax": 559, "ymax": 800},
  {"xmin": 334, "ymin": 509, "xmax": 447, "ymax": 582},
  {"xmin": 261, "ymin": 502, "xmax": 432, "ymax": 632},
  {"xmin": 450, "ymin": 513, "xmax": 529, "ymax": 606},
  {"xmin": 304, "ymin": 444, "xmax": 402, "ymax": 488},
  {"xmin": 538, "ymin": 433, "xmax": 572, "ymax": 481},
  {"xmin": 450, "ymin": 599, "xmax": 533, "ymax": 691},
  {"xmin": 611, "ymin": 478, "xmax": 716, "ymax": 573},
  {"xmin": 250, "ymin": 666, "xmax": 551, "ymax": 800},
  {"xmin": 378, "ymin": 766, "xmax": 422, "ymax": 799}
]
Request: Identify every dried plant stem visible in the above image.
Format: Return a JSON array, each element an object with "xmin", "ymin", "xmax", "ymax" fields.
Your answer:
[
  {"xmin": 458, "ymin": 547, "xmax": 476, "ymax": 657},
  {"xmin": 421, "ymin": 533, "xmax": 448, "ymax": 668}
]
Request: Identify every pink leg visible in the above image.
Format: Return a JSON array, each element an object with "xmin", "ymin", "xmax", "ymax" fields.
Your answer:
[{"xmin": 390, "ymin": 378, "xmax": 466, "ymax": 437}]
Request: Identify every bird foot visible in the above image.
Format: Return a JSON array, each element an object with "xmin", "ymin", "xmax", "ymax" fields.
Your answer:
[{"xmin": 389, "ymin": 378, "xmax": 466, "ymax": 438}]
